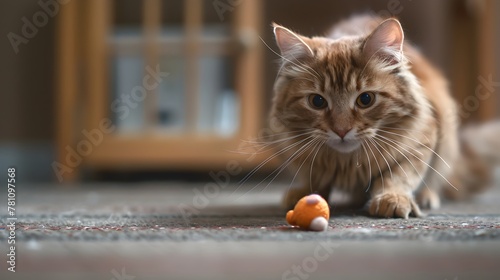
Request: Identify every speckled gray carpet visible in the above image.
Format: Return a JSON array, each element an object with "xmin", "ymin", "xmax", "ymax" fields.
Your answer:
[{"xmin": 1, "ymin": 182, "xmax": 500, "ymax": 280}]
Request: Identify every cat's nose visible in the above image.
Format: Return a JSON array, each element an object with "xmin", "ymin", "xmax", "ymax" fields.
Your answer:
[{"xmin": 334, "ymin": 128, "xmax": 351, "ymax": 139}]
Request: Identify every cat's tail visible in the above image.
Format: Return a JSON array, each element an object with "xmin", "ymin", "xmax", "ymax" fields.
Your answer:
[{"xmin": 444, "ymin": 121, "xmax": 500, "ymax": 200}]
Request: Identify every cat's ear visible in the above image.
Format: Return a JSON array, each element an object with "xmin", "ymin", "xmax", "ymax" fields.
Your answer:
[
  {"xmin": 362, "ymin": 18, "xmax": 404, "ymax": 65},
  {"xmin": 273, "ymin": 23, "xmax": 314, "ymax": 59}
]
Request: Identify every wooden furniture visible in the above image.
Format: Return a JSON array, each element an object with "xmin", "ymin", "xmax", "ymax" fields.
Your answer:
[
  {"xmin": 57, "ymin": 0, "xmax": 269, "ymax": 181},
  {"xmin": 56, "ymin": 0, "xmax": 498, "ymax": 183},
  {"xmin": 450, "ymin": 0, "xmax": 497, "ymax": 122}
]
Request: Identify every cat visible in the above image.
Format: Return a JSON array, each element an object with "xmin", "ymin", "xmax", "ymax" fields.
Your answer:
[{"xmin": 268, "ymin": 15, "xmax": 492, "ymax": 218}]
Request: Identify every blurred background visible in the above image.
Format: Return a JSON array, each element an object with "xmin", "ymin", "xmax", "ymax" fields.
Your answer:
[{"xmin": 0, "ymin": 0, "xmax": 499, "ymax": 184}]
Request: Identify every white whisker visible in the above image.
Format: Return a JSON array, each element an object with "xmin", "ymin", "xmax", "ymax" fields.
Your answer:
[
  {"xmin": 236, "ymin": 136, "xmax": 318, "ymax": 200},
  {"xmin": 374, "ymin": 135, "xmax": 430, "ymax": 191},
  {"xmin": 242, "ymin": 129, "xmax": 314, "ymax": 145},
  {"xmin": 309, "ymin": 140, "xmax": 326, "ymax": 193},
  {"xmin": 369, "ymin": 138, "xmax": 393, "ymax": 180},
  {"xmin": 288, "ymin": 139, "xmax": 323, "ymax": 196},
  {"xmin": 365, "ymin": 140, "xmax": 385, "ymax": 193},
  {"xmin": 371, "ymin": 137, "xmax": 409, "ymax": 179},
  {"xmin": 379, "ymin": 126, "xmax": 431, "ymax": 144},
  {"xmin": 376, "ymin": 131, "xmax": 423, "ymax": 156},
  {"xmin": 378, "ymin": 129, "xmax": 450, "ymax": 169},
  {"xmin": 246, "ymin": 128, "xmax": 315, "ymax": 141},
  {"xmin": 376, "ymin": 135, "xmax": 457, "ymax": 191},
  {"xmin": 240, "ymin": 130, "xmax": 315, "ymax": 154},
  {"xmin": 361, "ymin": 142, "xmax": 372, "ymax": 192},
  {"xmin": 231, "ymin": 135, "xmax": 314, "ymax": 196}
]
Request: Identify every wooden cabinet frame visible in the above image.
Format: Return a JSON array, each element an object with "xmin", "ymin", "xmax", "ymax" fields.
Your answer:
[{"xmin": 57, "ymin": 0, "xmax": 268, "ymax": 181}]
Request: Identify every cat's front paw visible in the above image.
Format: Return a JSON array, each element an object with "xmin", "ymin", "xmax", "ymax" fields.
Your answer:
[{"xmin": 368, "ymin": 193, "xmax": 422, "ymax": 219}]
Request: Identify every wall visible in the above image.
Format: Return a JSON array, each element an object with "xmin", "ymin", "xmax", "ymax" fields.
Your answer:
[{"xmin": 0, "ymin": 0, "xmax": 56, "ymax": 182}]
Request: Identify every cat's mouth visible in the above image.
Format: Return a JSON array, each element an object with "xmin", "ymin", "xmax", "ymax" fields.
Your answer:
[{"xmin": 326, "ymin": 138, "xmax": 361, "ymax": 153}]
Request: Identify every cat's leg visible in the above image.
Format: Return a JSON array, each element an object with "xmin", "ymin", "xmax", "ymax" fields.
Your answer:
[
  {"xmin": 367, "ymin": 157, "xmax": 426, "ymax": 218},
  {"xmin": 416, "ymin": 120, "xmax": 459, "ymax": 209},
  {"xmin": 416, "ymin": 187, "xmax": 440, "ymax": 209},
  {"xmin": 282, "ymin": 170, "xmax": 332, "ymax": 210}
]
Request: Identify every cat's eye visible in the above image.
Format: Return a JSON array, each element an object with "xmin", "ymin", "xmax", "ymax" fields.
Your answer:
[
  {"xmin": 356, "ymin": 92, "xmax": 375, "ymax": 108},
  {"xmin": 308, "ymin": 94, "xmax": 328, "ymax": 109}
]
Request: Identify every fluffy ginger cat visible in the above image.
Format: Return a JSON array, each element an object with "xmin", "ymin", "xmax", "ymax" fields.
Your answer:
[{"xmin": 269, "ymin": 15, "xmax": 490, "ymax": 218}]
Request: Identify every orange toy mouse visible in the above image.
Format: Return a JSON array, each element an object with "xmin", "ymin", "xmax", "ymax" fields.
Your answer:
[{"xmin": 286, "ymin": 194, "xmax": 330, "ymax": 231}]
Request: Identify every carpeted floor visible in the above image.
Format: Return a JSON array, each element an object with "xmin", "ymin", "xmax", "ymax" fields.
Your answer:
[{"xmin": 1, "ymin": 181, "xmax": 500, "ymax": 280}]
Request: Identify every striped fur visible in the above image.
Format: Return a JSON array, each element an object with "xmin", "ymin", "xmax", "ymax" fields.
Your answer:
[{"xmin": 269, "ymin": 16, "xmax": 489, "ymax": 218}]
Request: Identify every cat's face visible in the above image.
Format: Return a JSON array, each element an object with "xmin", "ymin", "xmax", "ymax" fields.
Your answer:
[{"xmin": 271, "ymin": 19, "xmax": 420, "ymax": 154}]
